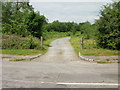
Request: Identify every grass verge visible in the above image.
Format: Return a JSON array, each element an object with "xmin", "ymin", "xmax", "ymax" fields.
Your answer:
[
  {"xmin": 1, "ymin": 37, "xmax": 67, "ymax": 56},
  {"xmin": 97, "ymin": 61, "xmax": 108, "ymax": 64},
  {"xmin": 69, "ymin": 37, "xmax": 119, "ymax": 56},
  {"xmin": 1, "ymin": 49, "xmax": 43, "ymax": 55},
  {"xmin": 10, "ymin": 58, "xmax": 27, "ymax": 61},
  {"xmin": 80, "ymin": 49, "xmax": 119, "ymax": 56},
  {"xmin": 95, "ymin": 58, "xmax": 120, "ymax": 61},
  {"xmin": 2, "ymin": 57, "xmax": 11, "ymax": 58}
]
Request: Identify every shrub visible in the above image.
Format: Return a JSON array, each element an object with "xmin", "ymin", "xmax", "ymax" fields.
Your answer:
[
  {"xmin": 2, "ymin": 35, "xmax": 40, "ymax": 49},
  {"xmin": 96, "ymin": 1, "xmax": 119, "ymax": 50}
]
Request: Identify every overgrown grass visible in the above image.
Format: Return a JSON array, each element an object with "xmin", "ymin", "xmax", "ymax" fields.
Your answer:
[
  {"xmin": 1, "ymin": 49, "xmax": 43, "ymax": 55},
  {"xmin": 80, "ymin": 49, "xmax": 118, "ymax": 56},
  {"xmin": 2, "ymin": 56, "xmax": 11, "ymax": 58},
  {"xmin": 10, "ymin": 58, "xmax": 27, "ymax": 61},
  {"xmin": 69, "ymin": 37, "xmax": 80, "ymax": 55},
  {"xmin": 106, "ymin": 58, "xmax": 120, "ymax": 60},
  {"xmin": 95, "ymin": 58, "xmax": 120, "ymax": 61},
  {"xmin": 1, "ymin": 32, "xmax": 69, "ymax": 55},
  {"xmin": 43, "ymin": 31, "xmax": 71, "ymax": 40},
  {"xmin": 69, "ymin": 37, "xmax": 119, "ymax": 56},
  {"xmin": 1, "ymin": 38, "xmax": 63, "ymax": 56},
  {"xmin": 97, "ymin": 61, "xmax": 108, "ymax": 64}
]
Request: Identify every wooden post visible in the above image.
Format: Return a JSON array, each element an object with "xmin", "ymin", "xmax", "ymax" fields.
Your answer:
[
  {"xmin": 40, "ymin": 36, "xmax": 43, "ymax": 49},
  {"xmin": 80, "ymin": 37, "xmax": 83, "ymax": 50},
  {"xmin": 92, "ymin": 39, "xmax": 94, "ymax": 48}
]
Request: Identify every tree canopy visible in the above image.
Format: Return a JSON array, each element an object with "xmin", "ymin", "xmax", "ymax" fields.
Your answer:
[
  {"xmin": 96, "ymin": 1, "xmax": 119, "ymax": 50},
  {"xmin": 2, "ymin": 1, "xmax": 119, "ymax": 50},
  {"xmin": 2, "ymin": 1, "xmax": 47, "ymax": 38}
]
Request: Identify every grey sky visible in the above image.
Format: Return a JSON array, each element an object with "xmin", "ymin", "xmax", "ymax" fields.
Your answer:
[{"xmin": 30, "ymin": 1, "xmax": 112, "ymax": 24}]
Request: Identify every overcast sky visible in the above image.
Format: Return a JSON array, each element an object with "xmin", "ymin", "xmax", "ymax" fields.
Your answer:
[{"xmin": 30, "ymin": 0, "xmax": 113, "ymax": 24}]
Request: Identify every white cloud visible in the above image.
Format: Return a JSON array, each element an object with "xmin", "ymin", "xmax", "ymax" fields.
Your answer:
[
  {"xmin": 30, "ymin": 0, "xmax": 112, "ymax": 2},
  {"xmin": 30, "ymin": 2, "xmax": 112, "ymax": 23},
  {"xmin": 46, "ymin": 15, "xmax": 99, "ymax": 24}
]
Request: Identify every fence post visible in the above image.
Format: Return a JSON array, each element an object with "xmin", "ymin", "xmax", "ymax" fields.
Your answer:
[
  {"xmin": 40, "ymin": 36, "xmax": 43, "ymax": 49},
  {"xmin": 80, "ymin": 37, "xmax": 83, "ymax": 50}
]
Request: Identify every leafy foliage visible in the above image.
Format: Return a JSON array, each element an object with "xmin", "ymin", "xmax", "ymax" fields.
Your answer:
[
  {"xmin": 26, "ymin": 11, "xmax": 47, "ymax": 38},
  {"xmin": 43, "ymin": 31, "xmax": 71, "ymax": 40},
  {"xmin": 43, "ymin": 20, "xmax": 74, "ymax": 32},
  {"xmin": 2, "ymin": 1, "xmax": 119, "ymax": 51},
  {"xmin": 2, "ymin": 2, "xmax": 47, "ymax": 38},
  {"xmin": 96, "ymin": 1, "xmax": 120, "ymax": 50},
  {"xmin": 2, "ymin": 35, "xmax": 40, "ymax": 49},
  {"xmin": 80, "ymin": 22, "xmax": 98, "ymax": 39}
]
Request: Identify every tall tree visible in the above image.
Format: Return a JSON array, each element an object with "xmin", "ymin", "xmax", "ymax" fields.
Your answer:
[
  {"xmin": 2, "ymin": 1, "xmax": 47, "ymax": 38},
  {"xmin": 96, "ymin": 1, "xmax": 120, "ymax": 50},
  {"xmin": 26, "ymin": 11, "xmax": 47, "ymax": 38}
]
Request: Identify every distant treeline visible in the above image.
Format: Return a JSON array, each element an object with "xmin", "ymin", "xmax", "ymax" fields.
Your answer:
[
  {"xmin": 2, "ymin": 1, "xmax": 119, "ymax": 50},
  {"xmin": 43, "ymin": 20, "xmax": 97, "ymax": 39}
]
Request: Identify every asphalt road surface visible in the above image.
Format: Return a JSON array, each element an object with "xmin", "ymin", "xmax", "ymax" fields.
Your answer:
[{"xmin": 2, "ymin": 37, "xmax": 118, "ymax": 88}]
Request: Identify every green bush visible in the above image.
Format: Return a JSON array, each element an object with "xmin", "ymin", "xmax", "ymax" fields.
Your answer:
[
  {"xmin": 2, "ymin": 35, "xmax": 40, "ymax": 49},
  {"xmin": 96, "ymin": 1, "xmax": 119, "ymax": 50},
  {"xmin": 2, "ymin": 23, "xmax": 12, "ymax": 34}
]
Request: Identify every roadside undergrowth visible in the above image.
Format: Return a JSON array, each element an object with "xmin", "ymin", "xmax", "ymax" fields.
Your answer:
[{"xmin": 69, "ymin": 36, "xmax": 119, "ymax": 56}]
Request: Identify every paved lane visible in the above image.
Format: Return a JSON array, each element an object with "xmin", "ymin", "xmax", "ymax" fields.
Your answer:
[
  {"xmin": 2, "ymin": 37, "xmax": 118, "ymax": 88},
  {"xmin": 32, "ymin": 37, "xmax": 79, "ymax": 63}
]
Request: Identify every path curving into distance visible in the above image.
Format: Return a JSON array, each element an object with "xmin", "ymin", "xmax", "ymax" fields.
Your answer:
[
  {"xmin": 2, "ymin": 37, "xmax": 118, "ymax": 88},
  {"xmin": 32, "ymin": 37, "xmax": 79, "ymax": 63}
]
